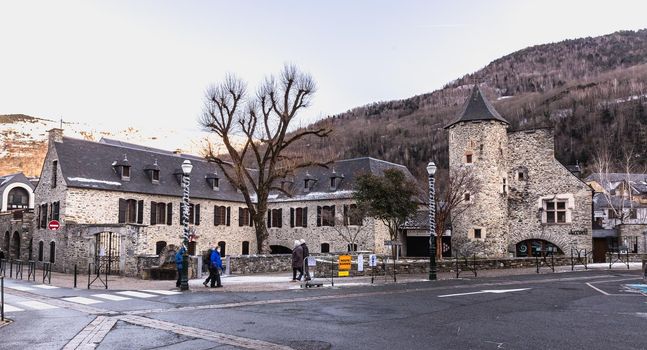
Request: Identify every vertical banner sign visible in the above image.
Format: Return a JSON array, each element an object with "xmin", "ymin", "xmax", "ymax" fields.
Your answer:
[
  {"xmin": 369, "ymin": 254, "xmax": 377, "ymax": 267},
  {"xmin": 357, "ymin": 254, "xmax": 364, "ymax": 272},
  {"xmin": 338, "ymin": 255, "xmax": 351, "ymax": 277}
]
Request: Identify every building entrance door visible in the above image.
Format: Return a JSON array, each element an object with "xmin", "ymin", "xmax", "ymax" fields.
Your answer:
[{"xmin": 95, "ymin": 232, "xmax": 121, "ymax": 275}]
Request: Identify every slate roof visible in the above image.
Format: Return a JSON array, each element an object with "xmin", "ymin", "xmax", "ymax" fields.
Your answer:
[
  {"xmin": 586, "ymin": 173, "xmax": 647, "ymax": 194},
  {"xmin": 445, "ymin": 85, "xmax": 510, "ymax": 129},
  {"xmin": 53, "ymin": 136, "xmax": 418, "ymax": 203}
]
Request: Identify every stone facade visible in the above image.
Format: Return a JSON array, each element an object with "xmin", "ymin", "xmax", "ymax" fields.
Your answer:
[
  {"xmin": 447, "ymin": 87, "xmax": 593, "ymax": 258},
  {"xmin": 0, "ymin": 211, "xmax": 34, "ymax": 261}
]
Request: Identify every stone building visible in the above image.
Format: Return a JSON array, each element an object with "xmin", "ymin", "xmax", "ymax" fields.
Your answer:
[
  {"xmin": 31, "ymin": 129, "xmax": 412, "ymax": 276},
  {"xmin": 446, "ymin": 86, "xmax": 593, "ymax": 257},
  {"xmin": 0, "ymin": 172, "xmax": 36, "ymax": 261}
]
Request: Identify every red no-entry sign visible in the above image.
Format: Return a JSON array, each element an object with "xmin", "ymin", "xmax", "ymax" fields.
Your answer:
[{"xmin": 48, "ymin": 220, "xmax": 61, "ymax": 231}]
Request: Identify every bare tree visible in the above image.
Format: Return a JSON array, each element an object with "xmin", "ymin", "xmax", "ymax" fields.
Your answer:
[
  {"xmin": 331, "ymin": 203, "xmax": 370, "ymax": 253},
  {"xmin": 200, "ymin": 65, "xmax": 332, "ymax": 253},
  {"xmin": 435, "ymin": 166, "xmax": 480, "ymax": 259}
]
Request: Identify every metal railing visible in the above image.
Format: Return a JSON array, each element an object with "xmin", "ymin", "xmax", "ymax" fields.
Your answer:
[
  {"xmin": 87, "ymin": 262, "xmax": 108, "ymax": 289},
  {"xmin": 1, "ymin": 275, "xmax": 4, "ymax": 322},
  {"xmin": 455, "ymin": 254, "xmax": 478, "ymax": 278},
  {"xmin": 42, "ymin": 262, "xmax": 52, "ymax": 284},
  {"xmin": 570, "ymin": 248, "xmax": 590, "ymax": 270}
]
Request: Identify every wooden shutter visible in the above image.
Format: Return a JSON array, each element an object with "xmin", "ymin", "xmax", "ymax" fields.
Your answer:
[
  {"xmin": 118, "ymin": 198, "xmax": 126, "ymax": 223},
  {"xmin": 317, "ymin": 206, "xmax": 321, "ymax": 227},
  {"xmin": 238, "ymin": 208, "xmax": 244, "ymax": 227},
  {"xmin": 302, "ymin": 207, "xmax": 308, "ymax": 227},
  {"xmin": 343, "ymin": 205, "xmax": 348, "ymax": 226},
  {"xmin": 137, "ymin": 200, "xmax": 144, "ymax": 224},
  {"xmin": 52, "ymin": 201, "xmax": 60, "ymax": 221},
  {"xmin": 267, "ymin": 210, "xmax": 272, "ymax": 228},
  {"xmin": 214, "ymin": 205, "xmax": 220, "ymax": 226},
  {"xmin": 290, "ymin": 208, "xmax": 295, "ymax": 228},
  {"xmin": 331, "ymin": 205, "xmax": 335, "ymax": 226},
  {"xmin": 278, "ymin": 209, "xmax": 282, "ymax": 228},
  {"xmin": 150, "ymin": 201, "xmax": 157, "ymax": 225},
  {"xmin": 226, "ymin": 207, "xmax": 231, "ymax": 226},
  {"xmin": 47, "ymin": 203, "xmax": 52, "ymax": 221},
  {"xmin": 195, "ymin": 204, "xmax": 201, "ymax": 225},
  {"xmin": 166, "ymin": 203, "xmax": 173, "ymax": 225}
]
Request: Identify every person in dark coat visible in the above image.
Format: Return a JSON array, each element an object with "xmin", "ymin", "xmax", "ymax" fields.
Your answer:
[
  {"xmin": 300, "ymin": 239, "xmax": 311, "ymax": 281},
  {"xmin": 175, "ymin": 246, "xmax": 186, "ymax": 288},
  {"xmin": 0, "ymin": 249, "xmax": 5, "ymax": 260},
  {"xmin": 209, "ymin": 246, "xmax": 223, "ymax": 288},
  {"xmin": 203, "ymin": 248, "xmax": 214, "ymax": 287},
  {"xmin": 291, "ymin": 240, "xmax": 304, "ymax": 281}
]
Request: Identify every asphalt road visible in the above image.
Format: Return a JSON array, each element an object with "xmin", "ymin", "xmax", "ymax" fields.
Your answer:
[{"xmin": 1, "ymin": 270, "xmax": 646, "ymax": 350}]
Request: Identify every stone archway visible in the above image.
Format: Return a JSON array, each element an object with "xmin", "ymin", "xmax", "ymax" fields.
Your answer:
[
  {"xmin": 1, "ymin": 183, "xmax": 34, "ymax": 212},
  {"xmin": 12, "ymin": 231, "xmax": 20, "ymax": 259},
  {"xmin": 514, "ymin": 239, "xmax": 563, "ymax": 257},
  {"xmin": 509, "ymin": 230, "xmax": 571, "ymax": 257}
]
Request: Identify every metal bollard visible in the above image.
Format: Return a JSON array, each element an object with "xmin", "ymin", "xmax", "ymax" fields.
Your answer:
[
  {"xmin": 74, "ymin": 264, "xmax": 77, "ymax": 288},
  {"xmin": 1, "ymin": 275, "xmax": 4, "ymax": 322}
]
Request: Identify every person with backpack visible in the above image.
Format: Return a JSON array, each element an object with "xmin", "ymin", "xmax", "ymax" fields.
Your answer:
[
  {"xmin": 175, "ymin": 246, "xmax": 186, "ymax": 288},
  {"xmin": 209, "ymin": 246, "xmax": 223, "ymax": 288},
  {"xmin": 203, "ymin": 247, "xmax": 214, "ymax": 287}
]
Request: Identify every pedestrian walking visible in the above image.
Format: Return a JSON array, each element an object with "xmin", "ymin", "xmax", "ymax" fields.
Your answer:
[
  {"xmin": 291, "ymin": 240, "xmax": 304, "ymax": 281},
  {"xmin": 0, "ymin": 248, "xmax": 5, "ymax": 260},
  {"xmin": 175, "ymin": 246, "xmax": 186, "ymax": 288},
  {"xmin": 203, "ymin": 247, "xmax": 214, "ymax": 287},
  {"xmin": 209, "ymin": 246, "xmax": 223, "ymax": 288},
  {"xmin": 300, "ymin": 239, "xmax": 311, "ymax": 281}
]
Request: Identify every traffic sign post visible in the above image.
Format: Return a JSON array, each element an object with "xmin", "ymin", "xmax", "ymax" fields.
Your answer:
[
  {"xmin": 48, "ymin": 220, "xmax": 61, "ymax": 231},
  {"xmin": 338, "ymin": 255, "xmax": 351, "ymax": 277}
]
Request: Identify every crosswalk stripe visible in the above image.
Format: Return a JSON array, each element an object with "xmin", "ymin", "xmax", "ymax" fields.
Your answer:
[
  {"xmin": 116, "ymin": 291, "xmax": 156, "ymax": 298},
  {"xmin": 62, "ymin": 297, "xmax": 103, "ymax": 305},
  {"xmin": 142, "ymin": 290, "xmax": 182, "ymax": 295},
  {"xmin": 33, "ymin": 284, "xmax": 59, "ymax": 289},
  {"xmin": 4, "ymin": 304, "xmax": 24, "ymax": 312},
  {"xmin": 92, "ymin": 294, "xmax": 132, "ymax": 301},
  {"xmin": 9, "ymin": 286, "xmax": 35, "ymax": 291},
  {"xmin": 18, "ymin": 300, "xmax": 58, "ymax": 310}
]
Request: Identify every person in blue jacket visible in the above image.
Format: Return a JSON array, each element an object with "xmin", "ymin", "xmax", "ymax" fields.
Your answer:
[
  {"xmin": 175, "ymin": 246, "xmax": 186, "ymax": 288},
  {"xmin": 209, "ymin": 246, "xmax": 223, "ymax": 288}
]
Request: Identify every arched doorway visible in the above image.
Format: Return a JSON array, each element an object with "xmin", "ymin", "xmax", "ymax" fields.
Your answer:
[
  {"xmin": 241, "ymin": 241, "xmax": 250, "ymax": 255},
  {"xmin": 217, "ymin": 241, "xmax": 226, "ymax": 256},
  {"xmin": 11, "ymin": 231, "xmax": 20, "ymax": 259},
  {"xmin": 516, "ymin": 239, "xmax": 562, "ymax": 257},
  {"xmin": 49, "ymin": 241, "xmax": 56, "ymax": 263},
  {"xmin": 95, "ymin": 232, "xmax": 121, "ymax": 274}
]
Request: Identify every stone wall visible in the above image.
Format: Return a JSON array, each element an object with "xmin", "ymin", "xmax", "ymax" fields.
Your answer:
[
  {"xmin": 0, "ymin": 211, "xmax": 34, "ymax": 261},
  {"xmin": 506, "ymin": 129, "xmax": 593, "ymax": 254},
  {"xmin": 448, "ymin": 120, "xmax": 510, "ymax": 257},
  {"xmin": 618, "ymin": 224, "xmax": 647, "ymax": 253}
]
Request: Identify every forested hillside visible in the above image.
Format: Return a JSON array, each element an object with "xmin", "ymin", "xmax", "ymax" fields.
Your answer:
[{"xmin": 296, "ymin": 29, "xmax": 647, "ymax": 181}]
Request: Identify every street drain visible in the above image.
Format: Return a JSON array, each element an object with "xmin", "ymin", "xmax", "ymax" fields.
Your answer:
[{"xmin": 288, "ymin": 340, "xmax": 332, "ymax": 350}]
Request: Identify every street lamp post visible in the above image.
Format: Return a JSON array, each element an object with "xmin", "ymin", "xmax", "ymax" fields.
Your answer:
[
  {"xmin": 180, "ymin": 159, "xmax": 193, "ymax": 291},
  {"xmin": 426, "ymin": 161, "xmax": 437, "ymax": 281}
]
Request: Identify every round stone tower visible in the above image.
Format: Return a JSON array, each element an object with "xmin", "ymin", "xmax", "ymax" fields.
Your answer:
[{"xmin": 445, "ymin": 86, "xmax": 510, "ymax": 257}]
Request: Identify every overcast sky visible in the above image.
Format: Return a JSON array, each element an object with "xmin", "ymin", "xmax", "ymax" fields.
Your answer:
[{"xmin": 1, "ymin": 0, "xmax": 646, "ymax": 136}]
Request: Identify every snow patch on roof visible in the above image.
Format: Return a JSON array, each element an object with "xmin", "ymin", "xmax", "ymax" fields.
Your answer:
[
  {"xmin": 270, "ymin": 190, "xmax": 355, "ymax": 203},
  {"xmin": 67, "ymin": 177, "xmax": 122, "ymax": 186}
]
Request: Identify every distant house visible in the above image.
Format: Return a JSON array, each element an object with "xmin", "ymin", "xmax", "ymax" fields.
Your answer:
[
  {"xmin": 0, "ymin": 172, "xmax": 36, "ymax": 260},
  {"xmin": 30, "ymin": 128, "xmax": 415, "ymax": 277},
  {"xmin": 586, "ymin": 173, "xmax": 647, "ymax": 258}
]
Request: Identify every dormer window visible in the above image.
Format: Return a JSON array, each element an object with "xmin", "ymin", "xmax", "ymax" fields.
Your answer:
[
  {"xmin": 329, "ymin": 169, "xmax": 344, "ymax": 191},
  {"xmin": 144, "ymin": 160, "xmax": 161, "ymax": 184},
  {"xmin": 303, "ymin": 172, "xmax": 316, "ymax": 192},
  {"xmin": 113, "ymin": 154, "xmax": 131, "ymax": 181},
  {"xmin": 206, "ymin": 172, "xmax": 219, "ymax": 191}
]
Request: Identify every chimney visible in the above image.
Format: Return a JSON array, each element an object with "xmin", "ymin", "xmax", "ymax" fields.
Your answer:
[{"xmin": 48, "ymin": 128, "xmax": 63, "ymax": 146}]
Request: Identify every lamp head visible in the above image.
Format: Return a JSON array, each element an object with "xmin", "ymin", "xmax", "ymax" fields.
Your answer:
[
  {"xmin": 426, "ymin": 161, "xmax": 437, "ymax": 176},
  {"xmin": 181, "ymin": 159, "xmax": 193, "ymax": 175}
]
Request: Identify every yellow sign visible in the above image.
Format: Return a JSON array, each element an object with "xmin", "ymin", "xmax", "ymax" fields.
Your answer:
[
  {"xmin": 338, "ymin": 271, "xmax": 349, "ymax": 277},
  {"xmin": 338, "ymin": 255, "xmax": 351, "ymax": 270}
]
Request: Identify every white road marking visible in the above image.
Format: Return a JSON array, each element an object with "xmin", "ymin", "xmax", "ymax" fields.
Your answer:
[
  {"xmin": 141, "ymin": 290, "xmax": 181, "ymax": 295},
  {"xmin": 438, "ymin": 288, "xmax": 530, "ymax": 298},
  {"xmin": 116, "ymin": 291, "xmax": 156, "ymax": 298},
  {"xmin": 63, "ymin": 297, "xmax": 103, "ymax": 305},
  {"xmin": 9, "ymin": 286, "xmax": 35, "ymax": 291},
  {"xmin": 92, "ymin": 294, "xmax": 132, "ymax": 301},
  {"xmin": 4, "ymin": 304, "xmax": 24, "ymax": 312},
  {"xmin": 33, "ymin": 284, "xmax": 59, "ymax": 289},
  {"xmin": 586, "ymin": 282, "xmax": 610, "ymax": 295},
  {"xmin": 18, "ymin": 300, "xmax": 58, "ymax": 310}
]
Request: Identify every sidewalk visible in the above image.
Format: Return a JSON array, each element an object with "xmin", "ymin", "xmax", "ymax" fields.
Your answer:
[{"xmin": 5, "ymin": 262, "xmax": 643, "ymax": 293}]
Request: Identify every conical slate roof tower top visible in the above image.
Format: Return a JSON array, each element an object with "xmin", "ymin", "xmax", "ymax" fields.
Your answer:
[{"xmin": 445, "ymin": 85, "xmax": 509, "ymax": 128}]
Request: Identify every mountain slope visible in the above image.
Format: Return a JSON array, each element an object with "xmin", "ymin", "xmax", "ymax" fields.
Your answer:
[{"xmin": 299, "ymin": 29, "xmax": 647, "ymax": 181}]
